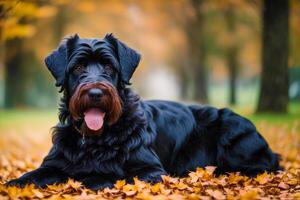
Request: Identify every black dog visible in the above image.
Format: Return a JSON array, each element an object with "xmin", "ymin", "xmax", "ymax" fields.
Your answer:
[{"xmin": 6, "ymin": 34, "xmax": 281, "ymax": 190}]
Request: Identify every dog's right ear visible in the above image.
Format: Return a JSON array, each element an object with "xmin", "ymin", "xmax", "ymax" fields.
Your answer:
[
  {"xmin": 44, "ymin": 43, "xmax": 68, "ymax": 87},
  {"xmin": 44, "ymin": 34, "xmax": 79, "ymax": 87}
]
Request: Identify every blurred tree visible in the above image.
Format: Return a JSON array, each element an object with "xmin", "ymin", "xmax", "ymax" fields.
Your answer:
[
  {"xmin": 290, "ymin": 0, "xmax": 300, "ymax": 67},
  {"xmin": 257, "ymin": 0, "xmax": 289, "ymax": 113},
  {"xmin": 162, "ymin": 1, "xmax": 194, "ymax": 101},
  {"xmin": 1, "ymin": 0, "xmax": 66, "ymax": 108},
  {"xmin": 4, "ymin": 39, "xmax": 29, "ymax": 108},
  {"xmin": 224, "ymin": 6, "xmax": 238, "ymax": 106},
  {"xmin": 52, "ymin": 4, "xmax": 67, "ymax": 44},
  {"xmin": 2, "ymin": 1, "xmax": 37, "ymax": 108},
  {"xmin": 0, "ymin": 4, "xmax": 5, "ymax": 106},
  {"xmin": 186, "ymin": 0, "xmax": 208, "ymax": 103}
]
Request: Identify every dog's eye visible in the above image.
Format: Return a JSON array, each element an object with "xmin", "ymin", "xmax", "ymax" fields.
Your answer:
[
  {"xmin": 73, "ymin": 64, "xmax": 85, "ymax": 75},
  {"xmin": 104, "ymin": 64, "xmax": 114, "ymax": 76}
]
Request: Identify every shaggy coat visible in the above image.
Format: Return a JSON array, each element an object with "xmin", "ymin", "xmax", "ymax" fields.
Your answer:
[{"xmin": 6, "ymin": 34, "xmax": 281, "ymax": 190}]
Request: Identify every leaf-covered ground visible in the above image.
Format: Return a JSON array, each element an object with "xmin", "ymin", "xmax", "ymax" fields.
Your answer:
[{"xmin": 0, "ymin": 112, "xmax": 299, "ymax": 199}]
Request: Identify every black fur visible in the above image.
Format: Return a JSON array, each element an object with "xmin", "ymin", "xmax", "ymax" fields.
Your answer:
[{"xmin": 6, "ymin": 34, "xmax": 282, "ymax": 190}]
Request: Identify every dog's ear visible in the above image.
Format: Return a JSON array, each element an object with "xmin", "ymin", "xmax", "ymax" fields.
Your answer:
[
  {"xmin": 44, "ymin": 43, "xmax": 67, "ymax": 87},
  {"xmin": 104, "ymin": 34, "xmax": 141, "ymax": 84},
  {"xmin": 45, "ymin": 34, "xmax": 79, "ymax": 87}
]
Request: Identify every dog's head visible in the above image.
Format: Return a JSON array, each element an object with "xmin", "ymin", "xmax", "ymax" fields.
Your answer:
[{"xmin": 45, "ymin": 34, "xmax": 141, "ymax": 134}]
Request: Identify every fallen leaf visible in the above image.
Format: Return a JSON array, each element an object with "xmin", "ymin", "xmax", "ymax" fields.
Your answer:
[
  {"xmin": 278, "ymin": 182, "xmax": 289, "ymax": 189},
  {"xmin": 114, "ymin": 180, "xmax": 126, "ymax": 189}
]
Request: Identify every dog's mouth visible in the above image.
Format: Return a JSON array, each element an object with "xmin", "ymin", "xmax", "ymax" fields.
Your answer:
[
  {"xmin": 84, "ymin": 108, "xmax": 106, "ymax": 131},
  {"xmin": 69, "ymin": 82, "xmax": 123, "ymax": 135}
]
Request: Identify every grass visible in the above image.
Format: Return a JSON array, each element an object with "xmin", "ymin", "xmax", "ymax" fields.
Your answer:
[
  {"xmin": 251, "ymin": 103, "xmax": 299, "ymax": 132},
  {"xmin": 0, "ymin": 102, "xmax": 299, "ymax": 133},
  {"xmin": 0, "ymin": 109, "xmax": 57, "ymax": 135},
  {"xmin": 0, "ymin": 103, "xmax": 298, "ymax": 125},
  {"xmin": 0, "ymin": 109, "xmax": 57, "ymax": 124}
]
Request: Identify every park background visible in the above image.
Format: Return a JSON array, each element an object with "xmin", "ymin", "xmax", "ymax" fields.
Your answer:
[{"xmin": 0, "ymin": 0, "xmax": 299, "ymax": 199}]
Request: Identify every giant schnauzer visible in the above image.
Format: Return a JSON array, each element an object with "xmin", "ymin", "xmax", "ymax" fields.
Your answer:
[{"xmin": 6, "ymin": 34, "xmax": 281, "ymax": 190}]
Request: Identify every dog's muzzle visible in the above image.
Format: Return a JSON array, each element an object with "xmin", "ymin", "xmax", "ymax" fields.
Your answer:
[{"xmin": 69, "ymin": 82, "xmax": 122, "ymax": 133}]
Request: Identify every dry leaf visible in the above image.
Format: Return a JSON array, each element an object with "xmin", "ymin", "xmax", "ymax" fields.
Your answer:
[{"xmin": 1, "ymin": 119, "xmax": 299, "ymax": 199}]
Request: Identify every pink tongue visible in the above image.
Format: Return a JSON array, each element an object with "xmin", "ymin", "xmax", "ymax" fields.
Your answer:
[{"xmin": 84, "ymin": 108, "xmax": 105, "ymax": 131}]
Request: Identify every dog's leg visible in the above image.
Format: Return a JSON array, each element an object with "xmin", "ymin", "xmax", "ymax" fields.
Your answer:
[
  {"xmin": 125, "ymin": 146, "xmax": 167, "ymax": 183},
  {"xmin": 214, "ymin": 108, "xmax": 282, "ymax": 176},
  {"xmin": 6, "ymin": 147, "xmax": 68, "ymax": 188},
  {"xmin": 5, "ymin": 167, "xmax": 68, "ymax": 188},
  {"xmin": 188, "ymin": 106, "xmax": 282, "ymax": 176}
]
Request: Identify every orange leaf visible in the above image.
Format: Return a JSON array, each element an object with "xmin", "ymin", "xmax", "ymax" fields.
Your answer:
[
  {"xmin": 150, "ymin": 183, "xmax": 161, "ymax": 194},
  {"xmin": 254, "ymin": 172, "xmax": 270, "ymax": 185},
  {"xmin": 240, "ymin": 190, "xmax": 258, "ymax": 200},
  {"xmin": 114, "ymin": 180, "xmax": 126, "ymax": 189},
  {"xmin": 206, "ymin": 189, "xmax": 225, "ymax": 200},
  {"xmin": 278, "ymin": 182, "xmax": 289, "ymax": 189}
]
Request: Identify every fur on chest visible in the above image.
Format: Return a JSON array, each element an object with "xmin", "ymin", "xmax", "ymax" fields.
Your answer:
[{"xmin": 52, "ymin": 90, "xmax": 150, "ymax": 176}]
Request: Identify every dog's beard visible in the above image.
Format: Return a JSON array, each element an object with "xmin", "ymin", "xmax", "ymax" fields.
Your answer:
[{"xmin": 69, "ymin": 82, "xmax": 122, "ymax": 135}]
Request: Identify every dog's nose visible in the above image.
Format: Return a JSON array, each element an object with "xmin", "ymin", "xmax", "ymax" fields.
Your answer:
[{"xmin": 88, "ymin": 88, "xmax": 103, "ymax": 100}]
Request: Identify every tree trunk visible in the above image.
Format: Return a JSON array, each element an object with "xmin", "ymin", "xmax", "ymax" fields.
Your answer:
[
  {"xmin": 227, "ymin": 47, "xmax": 238, "ymax": 105},
  {"xmin": 193, "ymin": 33, "xmax": 208, "ymax": 103},
  {"xmin": 225, "ymin": 7, "xmax": 238, "ymax": 105},
  {"xmin": 188, "ymin": 0, "xmax": 208, "ymax": 103},
  {"xmin": 0, "ymin": 6, "xmax": 4, "ymax": 107},
  {"xmin": 178, "ymin": 61, "xmax": 191, "ymax": 100},
  {"xmin": 4, "ymin": 39, "xmax": 29, "ymax": 108},
  {"xmin": 52, "ymin": 5, "xmax": 67, "ymax": 44},
  {"xmin": 257, "ymin": 0, "xmax": 289, "ymax": 113}
]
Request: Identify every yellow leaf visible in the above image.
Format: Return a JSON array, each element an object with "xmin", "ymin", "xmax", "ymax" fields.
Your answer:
[
  {"xmin": 103, "ymin": 187, "xmax": 119, "ymax": 194},
  {"xmin": 133, "ymin": 177, "xmax": 147, "ymax": 191},
  {"xmin": 187, "ymin": 193, "xmax": 200, "ymax": 200},
  {"xmin": 122, "ymin": 184, "xmax": 138, "ymax": 196},
  {"xmin": 162, "ymin": 175, "xmax": 179, "ymax": 185},
  {"xmin": 206, "ymin": 189, "xmax": 225, "ymax": 200},
  {"xmin": 37, "ymin": 6, "xmax": 58, "ymax": 18},
  {"xmin": 287, "ymin": 179, "xmax": 298, "ymax": 185},
  {"xmin": 150, "ymin": 183, "xmax": 161, "ymax": 194},
  {"xmin": 7, "ymin": 186, "xmax": 20, "ymax": 199},
  {"xmin": 32, "ymin": 189, "xmax": 44, "ymax": 198},
  {"xmin": 175, "ymin": 182, "xmax": 188, "ymax": 190},
  {"xmin": 76, "ymin": 1, "xmax": 96, "ymax": 13},
  {"xmin": 278, "ymin": 182, "xmax": 289, "ymax": 189},
  {"xmin": 114, "ymin": 179, "xmax": 126, "ymax": 189},
  {"xmin": 254, "ymin": 172, "xmax": 270, "ymax": 185},
  {"xmin": 205, "ymin": 166, "xmax": 217, "ymax": 175},
  {"xmin": 47, "ymin": 184, "xmax": 64, "ymax": 191},
  {"xmin": 293, "ymin": 193, "xmax": 300, "ymax": 199},
  {"xmin": 240, "ymin": 190, "xmax": 258, "ymax": 200},
  {"xmin": 135, "ymin": 192, "xmax": 152, "ymax": 200},
  {"xmin": 188, "ymin": 171, "xmax": 199, "ymax": 183},
  {"xmin": 228, "ymin": 173, "xmax": 245, "ymax": 184}
]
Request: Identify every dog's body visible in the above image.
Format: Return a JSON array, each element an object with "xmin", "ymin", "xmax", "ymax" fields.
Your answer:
[{"xmin": 6, "ymin": 34, "xmax": 281, "ymax": 190}]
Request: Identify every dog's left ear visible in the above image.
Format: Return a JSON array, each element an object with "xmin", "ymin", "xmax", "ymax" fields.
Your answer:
[
  {"xmin": 44, "ymin": 42, "xmax": 68, "ymax": 87},
  {"xmin": 105, "ymin": 34, "xmax": 141, "ymax": 84}
]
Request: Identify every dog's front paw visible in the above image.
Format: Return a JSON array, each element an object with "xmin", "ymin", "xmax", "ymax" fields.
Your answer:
[
  {"xmin": 5, "ymin": 177, "xmax": 32, "ymax": 188},
  {"xmin": 81, "ymin": 177, "xmax": 115, "ymax": 190},
  {"xmin": 85, "ymin": 181, "xmax": 114, "ymax": 190},
  {"xmin": 139, "ymin": 173, "xmax": 163, "ymax": 184}
]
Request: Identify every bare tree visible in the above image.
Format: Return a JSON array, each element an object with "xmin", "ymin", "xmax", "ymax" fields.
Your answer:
[
  {"xmin": 224, "ymin": 7, "xmax": 239, "ymax": 105},
  {"xmin": 257, "ymin": 0, "xmax": 289, "ymax": 113},
  {"xmin": 186, "ymin": 0, "xmax": 208, "ymax": 103}
]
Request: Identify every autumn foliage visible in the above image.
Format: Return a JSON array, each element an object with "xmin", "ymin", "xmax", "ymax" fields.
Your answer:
[{"xmin": 0, "ymin": 121, "xmax": 299, "ymax": 199}]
